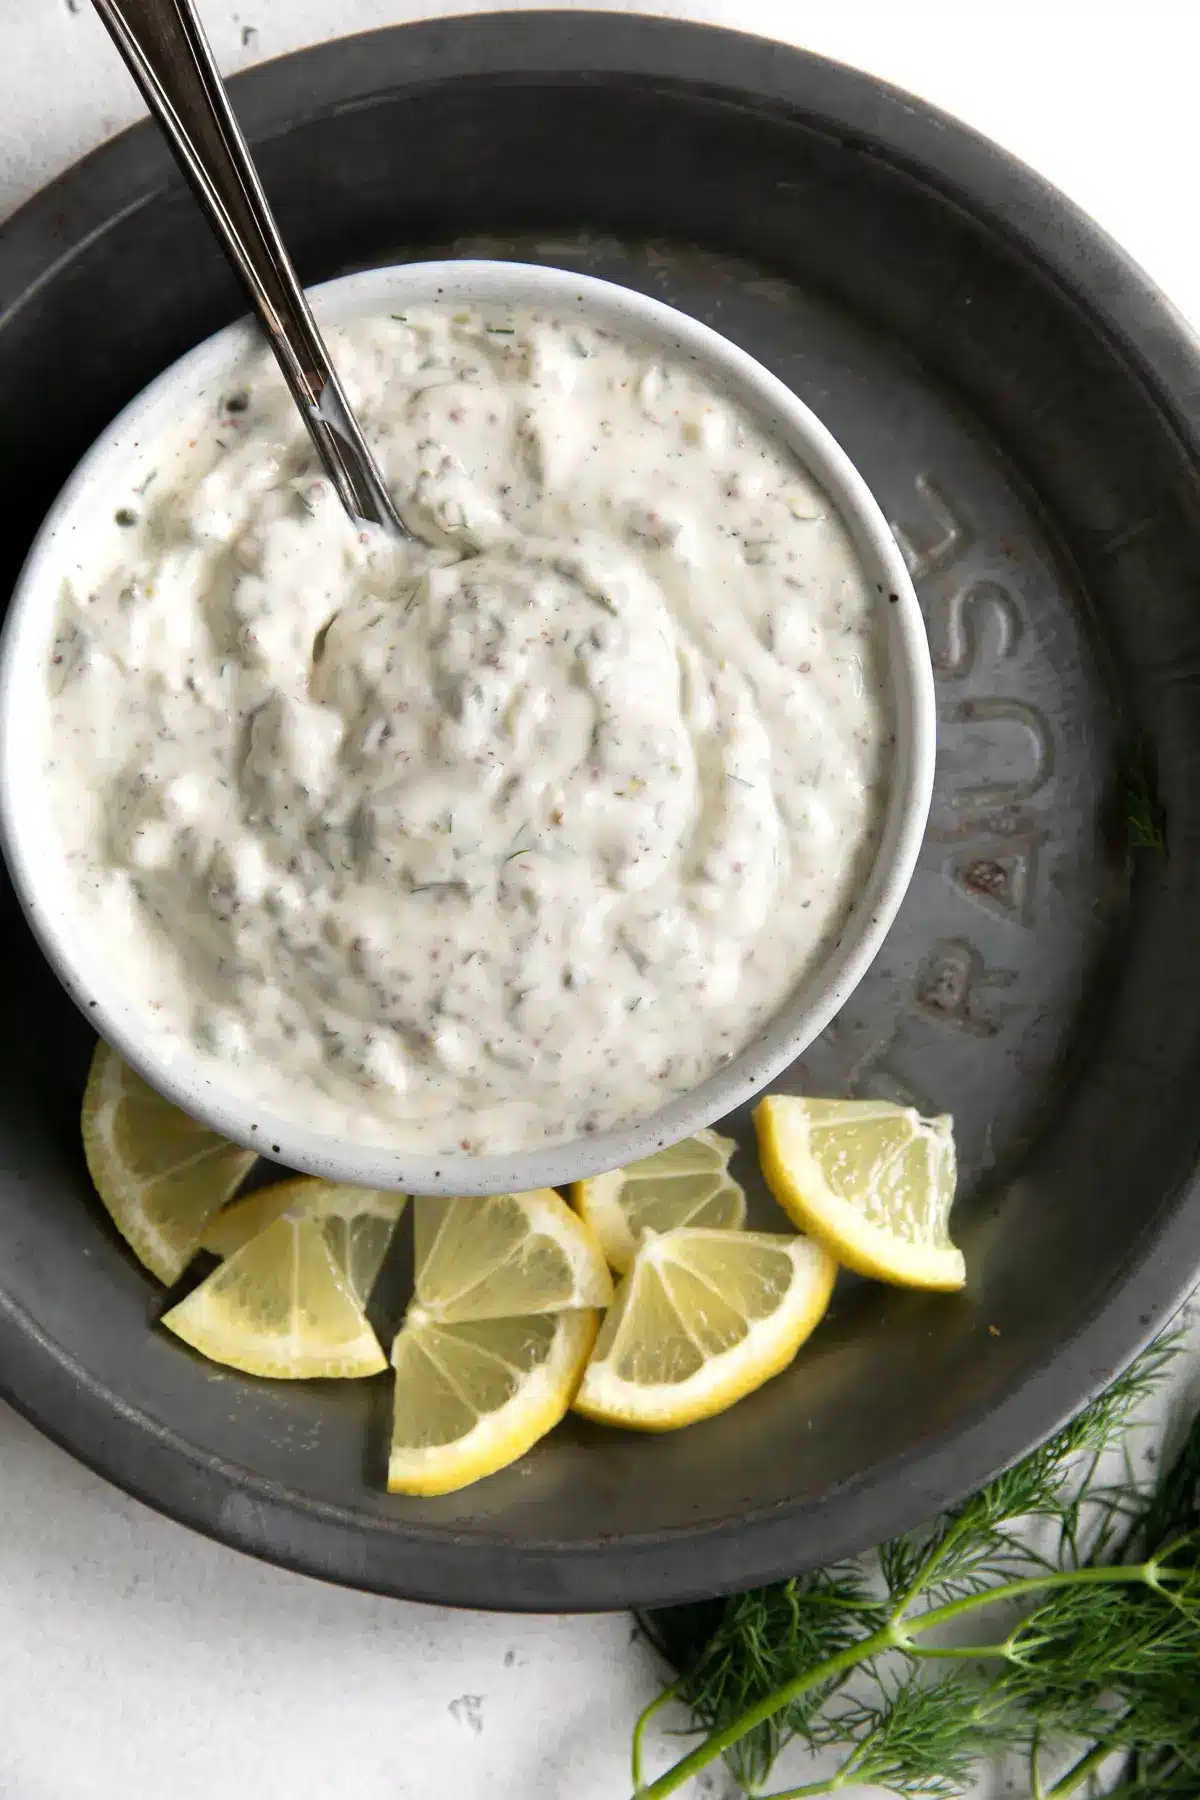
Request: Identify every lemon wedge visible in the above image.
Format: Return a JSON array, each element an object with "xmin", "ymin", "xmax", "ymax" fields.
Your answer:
[
  {"xmin": 201, "ymin": 1177, "xmax": 406, "ymax": 1307},
  {"xmin": 755, "ymin": 1095, "xmax": 965, "ymax": 1291},
  {"xmin": 571, "ymin": 1130, "xmax": 746, "ymax": 1273},
  {"xmin": 162, "ymin": 1213, "xmax": 386, "ymax": 1378},
  {"xmin": 572, "ymin": 1227, "xmax": 836, "ymax": 1430},
  {"xmin": 387, "ymin": 1309, "xmax": 598, "ymax": 1495},
  {"xmin": 387, "ymin": 1190, "xmax": 610, "ymax": 1491},
  {"xmin": 82, "ymin": 1041, "xmax": 256, "ymax": 1285},
  {"xmin": 413, "ymin": 1189, "xmax": 613, "ymax": 1320}
]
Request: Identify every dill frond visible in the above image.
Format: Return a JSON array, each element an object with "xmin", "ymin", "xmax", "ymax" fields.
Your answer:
[{"xmin": 634, "ymin": 1334, "xmax": 1193, "ymax": 1800}]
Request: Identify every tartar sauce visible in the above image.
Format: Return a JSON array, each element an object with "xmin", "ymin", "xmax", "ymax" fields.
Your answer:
[{"xmin": 41, "ymin": 306, "xmax": 889, "ymax": 1153}]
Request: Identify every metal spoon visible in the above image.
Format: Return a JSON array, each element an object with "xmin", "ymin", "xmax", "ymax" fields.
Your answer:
[{"xmin": 91, "ymin": 0, "xmax": 406, "ymax": 535}]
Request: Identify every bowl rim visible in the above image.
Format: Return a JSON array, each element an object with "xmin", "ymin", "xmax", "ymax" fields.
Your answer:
[{"xmin": 0, "ymin": 255, "xmax": 934, "ymax": 1194}]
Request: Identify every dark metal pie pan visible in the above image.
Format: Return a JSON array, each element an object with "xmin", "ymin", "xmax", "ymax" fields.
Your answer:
[{"xmin": 1, "ymin": 12, "xmax": 1198, "ymax": 1611}]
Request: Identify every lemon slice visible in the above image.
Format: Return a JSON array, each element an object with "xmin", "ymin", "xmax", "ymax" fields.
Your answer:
[
  {"xmin": 571, "ymin": 1130, "xmax": 745, "ymax": 1273},
  {"xmin": 162, "ymin": 1213, "xmax": 386, "ymax": 1378},
  {"xmin": 572, "ymin": 1227, "xmax": 836, "ymax": 1430},
  {"xmin": 82, "ymin": 1041, "xmax": 256, "ymax": 1285},
  {"xmin": 386, "ymin": 1192, "xmax": 608, "ymax": 1491},
  {"xmin": 201, "ymin": 1178, "xmax": 406, "ymax": 1307},
  {"xmin": 413, "ymin": 1189, "xmax": 612, "ymax": 1321},
  {"xmin": 755, "ymin": 1095, "xmax": 965, "ymax": 1291},
  {"xmin": 388, "ymin": 1308, "xmax": 597, "ymax": 1495}
]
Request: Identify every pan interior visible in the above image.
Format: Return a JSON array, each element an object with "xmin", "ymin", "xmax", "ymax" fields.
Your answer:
[{"xmin": 1, "ymin": 33, "xmax": 1198, "ymax": 1608}]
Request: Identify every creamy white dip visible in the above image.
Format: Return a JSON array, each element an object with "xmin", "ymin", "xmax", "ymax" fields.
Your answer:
[{"xmin": 40, "ymin": 305, "xmax": 890, "ymax": 1153}]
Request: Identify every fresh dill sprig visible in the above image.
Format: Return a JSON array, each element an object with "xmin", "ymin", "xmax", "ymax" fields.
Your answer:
[
  {"xmin": 637, "ymin": 1567, "xmax": 884, "ymax": 1791},
  {"xmin": 632, "ymin": 1333, "xmax": 1200, "ymax": 1799},
  {"xmin": 797, "ymin": 1672, "xmax": 1012, "ymax": 1799}
]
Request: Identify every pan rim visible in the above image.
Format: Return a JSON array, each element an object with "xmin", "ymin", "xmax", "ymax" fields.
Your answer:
[{"xmin": 1, "ymin": 10, "xmax": 1198, "ymax": 1611}]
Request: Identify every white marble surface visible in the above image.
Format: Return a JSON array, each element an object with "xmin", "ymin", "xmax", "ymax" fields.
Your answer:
[{"xmin": 1, "ymin": 4, "xmax": 1199, "ymax": 1798}]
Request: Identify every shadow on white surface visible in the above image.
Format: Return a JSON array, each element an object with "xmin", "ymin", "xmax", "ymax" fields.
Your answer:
[{"xmin": 0, "ymin": 1400, "xmax": 682, "ymax": 1799}]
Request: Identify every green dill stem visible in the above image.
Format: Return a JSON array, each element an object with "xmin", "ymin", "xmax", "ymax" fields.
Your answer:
[
  {"xmin": 889, "ymin": 1511, "xmax": 977, "ymax": 1621},
  {"xmin": 631, "ymin": 1679, "xmax": 681, "ymax": 1791},
  {"xmin": 1045, "ymin": 1736, "xmax": 1121, "ymax": 1800},
  {"xmin": 635, "ymin": 1622, "xmax": 891, "ymax": 1799},
  {"xmin": 909, "ymin": 1562, "xmax": 1166, "ymax": 1629},
  {"xmin": 755, "ymin": 1779, "xmax": 841, "ymax": 1798},
  {"xmin": 1029, "ymin": 1726, "xmax": 1047, "ymax": 1800},
  {"xmin": 633, "ymin": 1563, "xmax": 1168, "ymax": 1799},
  {"xmin": 635, "ymin": 1628, "xmax": 877, "ymax": 1800},
  {"xmin": 759, "ymin": 1725, "xmax": 879, "ymax": 1798}
]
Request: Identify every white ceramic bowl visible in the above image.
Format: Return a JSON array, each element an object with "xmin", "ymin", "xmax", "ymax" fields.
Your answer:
[{"xmin": 0, "ymin": 261, "xmax": 934, "ymax": 1195}]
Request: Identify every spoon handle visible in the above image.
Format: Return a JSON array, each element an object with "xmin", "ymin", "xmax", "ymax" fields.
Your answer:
[{"xmin": 91, "ymin": 0, "xmax": 404, "ymax": 533}]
